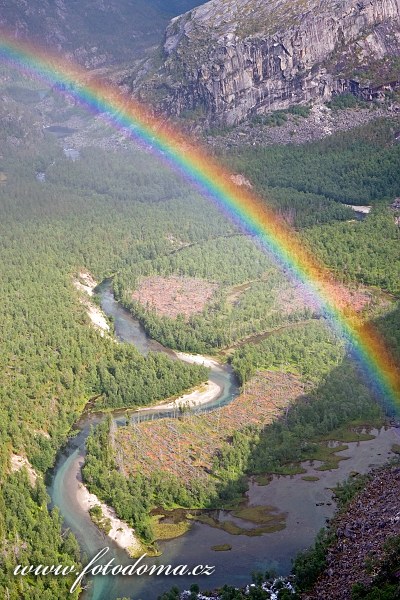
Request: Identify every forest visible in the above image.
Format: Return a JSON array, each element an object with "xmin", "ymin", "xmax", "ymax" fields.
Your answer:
[
  {"xmin": 82, "ymin": 317, "xmax": 386, "ymax": 546},
  {"xmin": 226, "ymin": 117, "xmax": 400, "ymax": 206},
  {"xmin": 0, "ymin": 68, "xmax": 399, "ymax": 599},
  {"xmin": 0, "ymin": 119, "xmax": 225, "ymax": 597}
]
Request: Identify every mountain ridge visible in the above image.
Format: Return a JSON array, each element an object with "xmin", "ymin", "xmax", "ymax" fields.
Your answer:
[
  {"xmin": 0, "ymin": 0, "xmax": 204, "ymax": 68},
  {"xmin": 134, "ymin": 0, "xmax": 400, "ymax": 125}
]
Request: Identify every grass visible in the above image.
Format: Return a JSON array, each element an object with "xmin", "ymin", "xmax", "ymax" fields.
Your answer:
[
  {"xmin": 254, "ymin": 474, "xmax": 273, "ymax": 486},
  {"xmin": 305, "ymin": 443, "xmax": 350, "ymax": 471},
  {"xmin": 269, "ymin": 464, "xmax": 307, "ymax": 476},
  {"xmin": 317, "ymin": 419, "xmax": 383, "ymax": 443},
  {"xmin": 232, "ymin": 505, "xmax": 284, "ymax": 524},
  {"xmin": 264, "ymin": 419, "xmax": 385, "ymax": 476},
  {"xmin": 151, "ymin": 515, "xmax": 191, "ymax": 540},
  {"xmin": 211, "ymin": 544, "xmax": 232, "ymax": 551},
  {"xmin": 191, "ymin": 505, "xmax": 287, "ymax": 536}
]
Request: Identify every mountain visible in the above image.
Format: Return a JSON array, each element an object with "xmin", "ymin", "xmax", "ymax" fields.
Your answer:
[
  {"xmin": 0, "ymin": 0, "xmax": 204, "ymax": 68},
  {"xmin": 136, "ymin": 0, "xmax": 400, "ymax": 125}
]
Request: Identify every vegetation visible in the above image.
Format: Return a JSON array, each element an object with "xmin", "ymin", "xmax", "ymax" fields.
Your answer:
[
  {"xmin": 83, "ymin": 323, "xmax": 385, "ymax": 546},
  {"xmin": 304, "ymin": 209, "xmax": 400, "ymax": 293},
  {"xmin": 88, "ymin": 505, "xmax": 112, "ymax": 535},
  {"xmin": 227, "ymin": 117, "xmax": 400, "ymax": 205},
  {"xmin": 230, "ymin": 320, "xmax": 345, "ymax": 385},
  {"xmin": 292, "ymin": 528, "xmax": 333, "ymax": 592},
  {"xmin": 1, "ymin": 62, "xmax": 399, "ymax": 599},
  {"xmin": 292, "ymin": 475, "xmax": 368, "ymax": 592},
  {"xmin": 326, "ymin": 92, "xmax": 370, "ymax": 111},
  {"xmin": 0, "ymin": 114, "xmax": 231, "ymax": 594},
  {"xmin": 251, "ymin": 104, "xmax": 312, "ymax": 127},
  {"xmin": 115, "ymin": 255, "xmax": 317, "ymax": 353},
  {"xmin": 351, "ymin": 536, "xmax": 400, "ymax": 599},
  {"xmin": 292, "ymin": 468, "xmax": 400, "ymax": 598}
]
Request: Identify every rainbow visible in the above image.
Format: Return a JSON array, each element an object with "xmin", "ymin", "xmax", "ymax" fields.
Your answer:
[{"xmin": 0, "ymin": 32, "xmax": 399, "ymax": 410}]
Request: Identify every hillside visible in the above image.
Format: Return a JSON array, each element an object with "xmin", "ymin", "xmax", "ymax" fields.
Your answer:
[
  {"xmin": 300, "ymin": 464, "xmax": 400, "ymax": 599},
  {"xmin": 0, "ymin": 0, "xmax": 203, "ymax": 68},
  {"xmin": 136, "ymin": 0, "xmax": 400, "ymax": 125}
]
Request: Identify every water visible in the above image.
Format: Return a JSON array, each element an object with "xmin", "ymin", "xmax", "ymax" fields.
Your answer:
[
  {"xmin": 48, "ymin": 281, "xmax": 238, "ymax": 599},
  {"xmin": 45, "ymin": 125, "xmax": 77, "ymax": 138},
  {"xmin": 48, "ymin": 282, "xmax": 398, "ymax": 599}
]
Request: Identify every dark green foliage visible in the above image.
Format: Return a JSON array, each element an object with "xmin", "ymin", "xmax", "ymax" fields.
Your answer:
[
  {"xmin": 326, "ymin": 93, "xmax": 370, "ymax": 110},
  {"xmin": 252, "ymin": 110, "xmax": 288, "ymax": 127},
  {"xmin": 215, "ymin": 360, "xmax": 382, "ymax": 477},
  {"xmin": 0, "ymin": 133, "xmax": 223, "ymax": 593},
  {"xmin": 251, "ymin": 104, "xmax": 311, "ymax": 127},
  {"xmin": 115, "ymin": 251, "xmax": 316, "ymax": 353},
  {"xmin": 333, "ymin": 474, "xmax": 370, "ymax": 509},
  {"xmin": 82, "ymin": 419, "xmax": 219, "ymax": 542},
  {"xmin": 0, "ymin": 472, "xmax": 81, "ymax": 599},
  {"xmin": 266, "ymin": 186, "xmax": 354, "ymax": 228},
  {"xmin": 292, "ymin": 529, "xmax": 332, "ymax": 591},
  {"xmin": 158, "ymin": 587, "xmax": 181, "ymax": 600},
  {"xmin": 305, "ymin": 209, "xmax": 400, "ymax": 293},
  {"xmin": 1, "ymin": 69, "xmax": 399, "ymax": 600},
  {"xmin": 94, "ymin": 346, "xmax": 208, "ymax": 410},
  {"xmin": 287, "ymin": 104, "xmax": 312, "ymax": 118},
  {"xmin": 231, "ymin": 321, "xmax": 345, "ymax": 385},
  {"xmin": 227, "ymin": 118, "xmax": 400, "ymax": 205}
]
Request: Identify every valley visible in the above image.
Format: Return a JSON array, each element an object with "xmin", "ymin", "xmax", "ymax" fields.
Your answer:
[
  {"xmin": 0, "ymin": 1, "xmax": 399, "ymax": 598},
  {"xmin": 0, "ymin": 98, "xmax": 398, "ymax": 598}
]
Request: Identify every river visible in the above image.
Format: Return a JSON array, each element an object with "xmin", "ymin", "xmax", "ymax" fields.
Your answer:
[{"xmin": 48, "ymin": 282, "xmax": 399, "ymax": 600}]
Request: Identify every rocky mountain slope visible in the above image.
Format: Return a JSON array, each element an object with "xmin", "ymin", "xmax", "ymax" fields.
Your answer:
[
  {"xmin": 303, "ymin": 464, "xmax": 400, "ymax": 599},
  {"xmin": 137, "ymin": 0, "xmax": 400, "ymax": 125},
  {"xmin": 0, "ymin": 0, "xmax": 203, "ymax": 68}
]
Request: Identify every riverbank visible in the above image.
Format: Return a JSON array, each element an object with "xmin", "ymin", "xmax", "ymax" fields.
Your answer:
[
  {"xmin": 76, "ymin": 475, "xmax": 144, "ymax": 558},
  {"xmin": 140, "ymin": 380, "xmax": 222, "ymax": 412},
  {"xmin": 116, "ymin": 371, "xmax": 305, "ymax": 487},
  {"xmin": 73, "ymin": 271, "xmax": 110, "ymax": 334},
  {"xmin": 175, "ymin": 351, "xmax": 222, "ymax": 369},
  {"xmin": 50, "ymin": 282, "xmax": 397, "ymax": 600},
  {"xmin": 303, "ymin": 460, "xmax": 400, "ymax": 599}
]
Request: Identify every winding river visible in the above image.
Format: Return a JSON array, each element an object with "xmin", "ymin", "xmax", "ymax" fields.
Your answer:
[{"xmin": 48, "ymin": 282, "xmax": 399, "ymax": 600}]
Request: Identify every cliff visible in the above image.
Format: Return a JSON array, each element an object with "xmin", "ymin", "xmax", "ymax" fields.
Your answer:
[{"xmin": 137, "ymin": 0, "xmax": 400, "ymax": 124}]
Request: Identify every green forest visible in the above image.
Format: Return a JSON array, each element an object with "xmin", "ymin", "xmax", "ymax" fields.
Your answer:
[
  {"xmin": 0, "ymin": 125, "xmax": 224, "ymax": 597},
  {"xmin": 83, "ymin": 319, "xmax": 385, "ymax": 546},
  {"xmin": 0, "ymin": 68, "xmax": 399, "ymax": 600},
  {"xmin": 227, "ymin": 118, "xmax": 400, "ymax": 206}
]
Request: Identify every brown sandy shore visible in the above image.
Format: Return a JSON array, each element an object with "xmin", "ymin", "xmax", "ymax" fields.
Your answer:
[{"xmin": 140, "ymin": 380, "xmax": 222, "ymax": 412}]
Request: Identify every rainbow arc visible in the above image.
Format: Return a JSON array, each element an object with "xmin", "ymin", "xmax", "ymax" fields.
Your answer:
[{"xmin": 1, "ymin": 31, "xmax": 398, "ymax": 409}]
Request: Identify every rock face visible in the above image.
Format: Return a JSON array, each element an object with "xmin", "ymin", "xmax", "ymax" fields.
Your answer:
[{"xmin": 139, "ymin": 0, "xmax": 400, "ymax": 124}]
